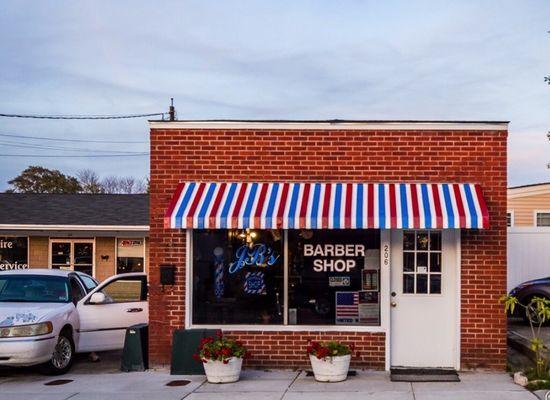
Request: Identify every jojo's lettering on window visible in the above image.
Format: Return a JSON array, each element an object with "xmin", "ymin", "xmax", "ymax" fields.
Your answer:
[{"xmin": 229, "ymin": 244, "xmax": 280, "ymax": 274}]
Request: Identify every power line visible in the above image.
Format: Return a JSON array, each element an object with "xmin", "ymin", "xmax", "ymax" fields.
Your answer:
[
  {"xmin": 0, "ymin": 132, "xmax": 148, "ymax": 144},
  {"xmin": 0, "ymin": 112, "xmax": 166, "ymax": 120},
  {"xmin": 0, "ymin": 140, "xmax": 146, "ymax": 154},
  {"xmin": 0, "ymin": 153, "xmax": 149, "ymax": 158}
]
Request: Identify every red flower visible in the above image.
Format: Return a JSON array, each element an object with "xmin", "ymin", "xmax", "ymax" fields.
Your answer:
[
  {"xmin": 221, "ymin": 348, "xmax": 232, "ymax": 357},
  {"xmin": 192, "ymin": 353, "xmax": 200, "ymax": 361},
  {"xmin": 223, "ymin": 359, "xmax": 229, "ymax": 364},
  {"xmin": 216, "ymin": 331, "xmax": 223, "ymax": 338},
  {"xmin": 306, "ymin": 346, "xmax": 313, "ymax": 354}
]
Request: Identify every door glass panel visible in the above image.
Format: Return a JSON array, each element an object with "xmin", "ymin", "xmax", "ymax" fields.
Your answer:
[
  {"xmin": 430, "ymin": 231, "xmax": 441, "ymax": 251},
  {"xmin": 430, "ymin": 253, "xmax": 441, "ymax": 272},
  {"xmin": 74, "ymin": 243, "xmax": 93, "ymax": 265},
  {"xmin": 416, "ymin": 232, "xmax": 429, "ymax": 251},
  {"xmin": 430, "ymin": 274, "xmax": 442, "ymax": 294},
  {"xmin": 403, "ymin": 252, "xmax": 415, "ymax": 272},
  {"xmin": 403, "ymin": 232, "xmax": 415, "ymax": 250},
  {"xmin": 416, "ymin": 253, "xmax": 428, "ymax": 273},
  {"xmin": 51, "ymin": 243, "xmax": 71, "ymax": 267},
  {"xmin": 402, "ymin": 230, "xmax": 442, "ymax": 295},
  {"xmin": 403, "ymin": 274, "xmax": 415, "ymax": 294},
  {"xmin": 101, "ymin": 278, "xmax": 144, "ymax": 303},
  {"xmin": 416, "ymin": 274, "xmax": 428, "ymax": 293}
]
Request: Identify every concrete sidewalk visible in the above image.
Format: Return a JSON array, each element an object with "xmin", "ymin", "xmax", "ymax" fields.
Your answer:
[{"xmin": 0, "ymin": 368, "xmax": 544, "ymax": 400}]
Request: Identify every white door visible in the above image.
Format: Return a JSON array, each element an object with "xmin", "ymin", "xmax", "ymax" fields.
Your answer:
[
  {"xmin": 76, "ymin": 273, "xmax": 148, "ymax": 352},
  {"xmin": 390, "ymin": 230, "xmax": 458, "ymax": 368}
]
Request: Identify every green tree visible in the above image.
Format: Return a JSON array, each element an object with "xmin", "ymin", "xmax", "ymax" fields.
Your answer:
[{"xmin": 6, "ymin": 166, "xmax": 82, "ymax": 193}]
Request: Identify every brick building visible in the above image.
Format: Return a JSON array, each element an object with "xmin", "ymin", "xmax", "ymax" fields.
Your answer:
[
  {"xmin": 0, "ymin": 194, "xmax": 149, "ymax": 281},
  {"xmin": 149, "ymin": 120, "xmax": 508, "ymax": 371}
]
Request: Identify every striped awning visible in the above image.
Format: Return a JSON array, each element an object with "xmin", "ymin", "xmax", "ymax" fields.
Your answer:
[{"xmin": 165, "ymin": 182, "xmax": 489, "ymax": 230}]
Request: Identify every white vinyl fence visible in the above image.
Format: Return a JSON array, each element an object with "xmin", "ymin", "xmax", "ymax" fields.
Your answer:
[{"xmin": 507, "ymin": 228, "xmax": 550, "ymax": 291}]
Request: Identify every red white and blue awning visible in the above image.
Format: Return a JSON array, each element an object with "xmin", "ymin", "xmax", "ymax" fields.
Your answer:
[{"xmin": 165, "ymin": 182, "xmax": 489, "ymax": 230}]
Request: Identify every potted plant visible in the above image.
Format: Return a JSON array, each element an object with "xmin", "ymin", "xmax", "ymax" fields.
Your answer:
[
  {"xmin": 194, "ymin": 333, "xmax": 249, "ymax": 383},
  {"xmin": 306, "ymin": 340, "xmax": 353, "ymax": 382}
]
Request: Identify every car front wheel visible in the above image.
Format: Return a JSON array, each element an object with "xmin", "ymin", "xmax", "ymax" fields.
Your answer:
[{"xmin": 42, "ymin": 330, "xmax": 75, "ymax": 375}]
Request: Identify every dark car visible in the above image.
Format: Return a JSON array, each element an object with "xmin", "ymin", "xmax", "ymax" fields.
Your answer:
[{"xmin": 509, "ymin": 276, "xmax": 550, "ymax": 323}]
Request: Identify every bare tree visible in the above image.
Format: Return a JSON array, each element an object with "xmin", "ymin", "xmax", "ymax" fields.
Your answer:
[
  {"xmin": 101, "ymin": 176, "xmax": 147, "ymax": 194},
  {"xmin": 77, "ymin": 169, "xmax": 104, "ymax": 194}
]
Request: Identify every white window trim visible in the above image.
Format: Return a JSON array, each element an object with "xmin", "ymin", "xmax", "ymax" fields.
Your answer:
[
  {"xmin": 507, "ymin": 210, "xmax": 514, "ymax": 228},
  {"xmin": 115, "ymin": 237, "xmax": 147, "ymax": 275},
  {"xmin": 533, "ymin": 210, "xmax": 550, "ymax": 227},
  {"xmin": 185, "ymin": 228, "xmax": 389, "ymax": 334},
  {"xmin": 49, "ymin": 238, "xmax": 96, "ymax": 277}
]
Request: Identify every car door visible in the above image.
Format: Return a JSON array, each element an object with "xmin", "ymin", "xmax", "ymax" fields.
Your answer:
[{"xmin": 76, "ymin": 273, "xmax": 148, "ymax": 352}]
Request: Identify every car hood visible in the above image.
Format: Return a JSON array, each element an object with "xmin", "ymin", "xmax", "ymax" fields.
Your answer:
[{"xmin": 0, "ymin": 302, "xmax": 68, "ymax": 327}]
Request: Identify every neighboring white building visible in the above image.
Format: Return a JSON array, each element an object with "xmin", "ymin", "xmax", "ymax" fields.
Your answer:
[{"xmin": 507, "ymin": 183, "xmax": 550, "ymax": 291}]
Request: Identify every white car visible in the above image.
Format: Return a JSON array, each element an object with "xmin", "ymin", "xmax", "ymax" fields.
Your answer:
[{"xmin": 0, "ymin": 269, "xmax": 148, "ymax": 374}]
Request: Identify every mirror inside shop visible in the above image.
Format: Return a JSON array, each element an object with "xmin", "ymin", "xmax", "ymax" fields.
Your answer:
[{"xmin": 192, "ymin": 229, "xmax": 381, "ymax": 326}]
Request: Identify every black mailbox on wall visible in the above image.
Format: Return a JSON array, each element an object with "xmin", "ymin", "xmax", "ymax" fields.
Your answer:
[{"xmin": 160, "ymin": 264, "xmax": 175, "ymax": 286}]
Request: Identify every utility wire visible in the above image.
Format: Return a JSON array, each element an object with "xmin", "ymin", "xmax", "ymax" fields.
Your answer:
[
  {"xmin": 0, "ymin": 112, "xmax": 165, "ymax": 120},
  {"xmin": 0, "ymin": 153, "xmax": 149, "ymax": 158},
  {"xmin": 0, "ymin": 132, "xmax": 148, "ymax": 144},
  {"xmin": 0, "ymin": 140, "xmax": 146, "ymax": 154}
]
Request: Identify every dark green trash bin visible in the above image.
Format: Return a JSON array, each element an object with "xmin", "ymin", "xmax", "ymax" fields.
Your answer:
[
  {"xmin": 170, "ymin": 329, "xmax": 219, "ymax": 375},
  {"xmin": 121, "ymin": 323, "xmax": 149, "ymax": 372}
]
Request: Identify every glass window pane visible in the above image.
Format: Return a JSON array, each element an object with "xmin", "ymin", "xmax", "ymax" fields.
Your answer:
[
  {"xmin": 403, "ymin": 232, "xmax": 415, "ymax": 250},
  {"xmin": 288, "ymin": 229, "xmax": 380, "ymax": 326},
  {"xmin": 416, "ymin": 232, "xmax": 429, "ymax": 251},
  {"xmin": 117, "ymin": 257, "xmax": 144, "ymax": 274},
  {"xmin": 416, "ymin": 252, "xmax": 428, "ymax": 273},
  {"xmin": 416, "ymin": 274, "xmax": 428, "ymax": 293},
  {"xmin": 193, "ymin": 229, "xmax": 284, "ymax": 325},
  {"xmin": 537, "ymin": 213, "xmax": 550, "ymax": 227},
  {"xmin": 101, "ymin": 278, "xmax": 144, "ymax": 302},
  {"xmin": 430, "ymin": 231, "xmax": 441, "ymax": 251},
  {"xmin": 430, "ymin": 253, "xmax": 441, "ymax": 272},
  {"xmin": 51, "ymin": 243, "xmax": 71, "ymax": 265},
  {"xmin": 403, "ymin": 252, "xmax": 415, "ymax": 272},
  {"xmin": 430, "ymin": 274, "xmax": 441, "ymax": 294},
  {"xmin": 403, "ymin": 274, "xmax": 415, "ymax": 294},
  {"xmin": 74, "ymin": 243, "xmax": 93, "ymax": 265}
]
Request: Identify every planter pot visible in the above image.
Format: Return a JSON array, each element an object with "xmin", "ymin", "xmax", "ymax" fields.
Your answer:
[
  {"xmin": 203, "ymin": 357, "xmax": 243, "ymax": 383},
  {"xmin": 309, "ymin": 354, "xmax": 351, "ymax": 382}
]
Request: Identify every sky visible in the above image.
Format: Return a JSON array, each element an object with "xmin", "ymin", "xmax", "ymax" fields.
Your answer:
[{"xmin": 0, "ymin": 1, "xmax": 548, "ymax": 190}]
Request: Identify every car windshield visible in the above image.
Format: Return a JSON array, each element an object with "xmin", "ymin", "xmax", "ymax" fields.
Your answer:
[{"xmin": 0, "ymin": 275, "xmax": 70, "ymax": 303}]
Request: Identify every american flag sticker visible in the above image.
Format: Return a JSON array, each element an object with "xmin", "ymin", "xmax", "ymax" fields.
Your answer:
[{"xmin": 335, "ymin": 291, "xmax": 359, "ymax": 324}]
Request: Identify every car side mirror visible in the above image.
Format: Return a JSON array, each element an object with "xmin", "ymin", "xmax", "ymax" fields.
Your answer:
[{"xmin": 89, "ymin": 292, "xmax": 106, "ymax": 304}]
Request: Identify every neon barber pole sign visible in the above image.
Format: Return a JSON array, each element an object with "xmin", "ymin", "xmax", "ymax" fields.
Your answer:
[{"xmin": 229, "ymin": 244, "xmax": 280, "ymax": 274}]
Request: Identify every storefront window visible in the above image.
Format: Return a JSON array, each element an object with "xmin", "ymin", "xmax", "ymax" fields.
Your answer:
[
  {"xmin": 288, "ymin": 230, "xmax": 381, "ymax": 326},
  {"xmin": 117, "ymin": 238, "xmax": 145, "ymax": 274},
  {"xmin": 0, "ymin": 237, "xmax": 28, "ymax": 271},
  {"xmin": 192, "ymin": 229, "xmax": 284, "ymax": 325},
  {"xmin": 51, "ymin": 240, "xmax": 93, "ymax": 276}
]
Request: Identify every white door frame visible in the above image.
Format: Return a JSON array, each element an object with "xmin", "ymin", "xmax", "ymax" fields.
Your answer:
[{"xmin": 388, "ymin": 229, "xmax": 461, "ymax": 370}]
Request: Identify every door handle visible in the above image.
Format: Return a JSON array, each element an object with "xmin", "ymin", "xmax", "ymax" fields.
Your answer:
[
  {"xmin": 126, "ymin": 308, "xmax": 143, "ymax": 313},
  {"xmin": 390, "ymin": 301, "xmax": 397, "ymax": 308}
]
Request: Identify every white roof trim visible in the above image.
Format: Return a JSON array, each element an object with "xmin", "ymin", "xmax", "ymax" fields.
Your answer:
[
  {"xmin": 508, "ymin": 183, "xmax": 550, "ymax": 199},
  {"xmin": 149, "ymin": 121, "xmax": 509, "ymax": 131},
  {"xmin": 0, "ymin": 224, "xmax": 149, "ymax": 231}
]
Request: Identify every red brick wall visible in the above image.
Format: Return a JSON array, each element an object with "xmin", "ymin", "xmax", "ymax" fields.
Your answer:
[{"xmin": 149, "ymin": 127, "xmax": 507, "ymax": 370}]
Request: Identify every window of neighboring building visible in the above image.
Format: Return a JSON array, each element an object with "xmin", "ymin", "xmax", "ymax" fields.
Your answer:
[
  {"xmin": 50, "ymin": 240, "xmax": 94, "ymax": 276},
  {"xmin": 507, "ymin": 213, "xmax": 513, "ymax": 227},
  {"xmin": 536, "ymin": 212, "xmax": 550, "ymax": 227},
  {"xmin": 402, "ymin": 230, "xmax": 442, "ymax": 295},
  {"xmin": 116, "ymin": 238, "xmax": 145, "ymax": 274},
  {"xmin": 0, "ymin": 237, "xmax": 28, "ymax": 271}
]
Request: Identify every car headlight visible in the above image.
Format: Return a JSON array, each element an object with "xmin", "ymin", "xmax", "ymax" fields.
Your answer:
[{"xmin": 0, "ymin": 322, "xmax": 53, "ymax": 338}]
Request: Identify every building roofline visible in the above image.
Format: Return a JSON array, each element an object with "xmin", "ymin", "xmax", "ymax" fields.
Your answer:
[
  {"xmin": 148, "ymin": 119, "xmax": 509, "ymax": 131},
  {"xmin": 508, "ymin": 182, "xmax": 550, "ymax": 190},
  {"xmin": 508, "ymin": 182, "xmax": 550, "ymax": 199}
]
